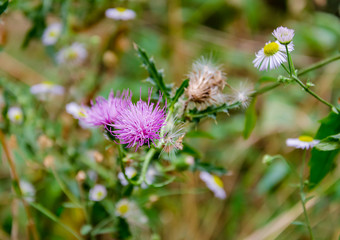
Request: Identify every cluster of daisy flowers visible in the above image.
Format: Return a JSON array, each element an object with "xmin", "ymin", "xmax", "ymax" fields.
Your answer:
[{"xmin": 253, "ymin": 26, "xmax": 295, "ymax": 71}]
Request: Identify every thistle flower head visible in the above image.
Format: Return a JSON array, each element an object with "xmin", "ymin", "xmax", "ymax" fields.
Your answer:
[
  {"xmin": 253, "ymin": 41, "xmax": 294, "ymax": 71},
  {"xmin": 112, "ymin": 88, "xmax": 167, "ymax": 150},
  {"xmin": 83, "ymin": 90, "xmax": 131, "ymax": 127},
  {"xmin": 7, "ymin": 106, "xmax": 23, "ymax": 124},
  {"xmin": 272, "ymin": 26, "xmax": 295, "ymax": 45},
  {"xmin": 186, "ymin": 57, "xmax": 227, "ymax": 111},
  {"xmin": 42, "ymin": 23, "xmax": 62, "ymax": 46},
  {"xmin": 105, "ymin": 7, "xmax": 136, "ymax": 21},
  {"xmin": 56, "ymin": 42, "xmax": 87, "ymax": 66}
]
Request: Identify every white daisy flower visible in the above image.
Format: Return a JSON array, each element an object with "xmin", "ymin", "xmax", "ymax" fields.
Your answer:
[
  {"xmin": 200, "ymin": 171, "xmax": 226, "ymax": 199},
  {"xmin": 30, "ymin": 81, "xmax": 64, "ymax": 100},
  {"xmin": 253, "ymin": 41, "xmax": 294, "ymax": 71},
  {"xmin": 115, "ymin": 199, "xmax": 148, "ymax": 226},
  {"xmin": 286, "ymin": 135, "xmax": 320, "ymax": 150},
  {"xmin": 118, "ymin": 167, "xmax": 137, "ymax": 186},
  {"xmin": 7, "ymin": 107, "xmax": 23, "ymax": 124},
  {"xmin": 66, "ymin": 102, "xmax": 87, "ymax": 119},
  {"xmin": 20, "ymin": 180, "xmax": 36, "ymax": 203},
  {"xmin": 56, "ymin": 42, "xmax": 87, "ymax": 66},
  {"xmin": 105, "ymin": 7, "xmax": 136, "ymax": 21},
  {"xmin": 42, "ymin": 23, "xmax": 62, "ymax": 46},
  {"xmin": 272, "ymin": 26, "xmax": 295, "ymax": 45},
  {"xmin": 89, "ymin": 184, "xmax": 107, "ymax": 201}
]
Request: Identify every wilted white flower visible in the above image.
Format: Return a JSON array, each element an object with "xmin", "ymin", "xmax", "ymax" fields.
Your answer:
[
  {"xmin": 56, "ymin": 42, "xmax": 87, "ymax": 66},
  {"xmin": 230, "ymin": 82, "xmax": 254, "ymax": 108},
  {"xmin": 105, "ymin": 7, "xmax": 136, "ymax": 21},
  {"xmin": 20, "ymin": 180, "xmax": 35, "ymax": 203},
  {"xmin": 253, "ymin": 41, "xmax": 294, "ymax": 71},
  {"xmin": 42, "ymin": 23, "xmax": 62, "ymax": 46},
  {"xmin": 30, "ymin": 81, "xmax": 64, "ymax": 100},
  {"xmin": 7, "ymin": 107, "xmax": 23, "ymax": 124},
  {"xmin": 118, "ymin": 167, "xmax": 137, "ymax": 186},
  {"xmin": 89, "ymin": 184, "xmax": 107, "ymax": 201},
  {"xmin": 286, "ymin": 135, "xmax": 319, "ymax": 150},
  {"xmin": 186, "ymin": 58, "xmax": 227, "ymax": 111},
  {"xmin": 272, "ymin": 26, "xmax": 295, "ymax": 45},
  {"xmin": 200, "ymin": 171, "xmax": 226, "ymax": 199}
]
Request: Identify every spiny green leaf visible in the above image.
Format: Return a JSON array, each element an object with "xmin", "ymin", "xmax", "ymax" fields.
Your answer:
[
  {"xmin": 134, "ymin": 44, "xmax": 171, "ymax": 100},
  {"xmin": 169, "ymin": 79, "xmax": 189, "ymax": 109}
]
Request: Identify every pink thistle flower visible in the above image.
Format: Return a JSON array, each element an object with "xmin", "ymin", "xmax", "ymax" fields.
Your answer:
[
  {"xmin": 82, "ymin": 90, "xmax": 131, "ymax": 127},
  {"xmin": 111, "ymin": 88, "xmax": 167, "ymax": 150}
]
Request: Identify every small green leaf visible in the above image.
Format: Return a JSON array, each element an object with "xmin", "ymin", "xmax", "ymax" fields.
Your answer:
[
  {"xmin": 243, "ymin": 97, "xmax": 257, "ymax": 139},
  {"xmin": 315, "ymin": 133, "xmax": 340, "ymax": 151},
  {"xmin": 309, "ymin": 113, "xmax": 340, "ymax": 188},
  {"xmin": 182, "ymin": 142, "xmax": 202, "ymax": 158},
  {"xmin": 0, "ymin": 1, "xmax": 8, "ymax": 15},
  {"xmin": 194, "ymin": 161, "xmax": 227, "ymax": 175},
  {"xmin": 186, "ymin": 130, "xmax": 215, "ymax": 139}
]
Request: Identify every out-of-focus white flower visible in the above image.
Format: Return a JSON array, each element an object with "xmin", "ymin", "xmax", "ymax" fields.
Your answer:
[
  {"xmin": 30, "ymin": 81, "xmax": 64, "ymax": 100},
  {"xmin": 272, "ymin": 26, "xmax": 294, "ymax": 45},
  {"xmin": 230, "ymin": 82, "xmax": 254, "ymax": 108},
  {"xmin": 42, "ymin": 23, "xmax": 62, "ymax": 46},
  {"xmin": 56, "ymin": 42, "xmax": 87, "ymax": 66},
  {"xmin": 253, "ymin": 41, "xmax": 294, "ymax": 71},
  {"xmin": 105, "ymin": 8, "xmax": 136, "ymax": 21},
  {"xmin": 186, "ymin": 58, "xmax": 227, "ymax": 111},
  {"xmin": 89, "ymin": 184, "xmax": 107, "ymax": 201},
  {"xmin": 20, "ymin": 180, "xmax": 35, "ymax": 203},
  {"xmin": 118, "ymin": 167, "xmax": 137, "ymax": 186},
  {"xmin": 115, "ymin": 199, "xmax": 147, "ymax": 226},
  {"xmin": 66, "ymin": 102, "xmax": 92, "ymax": 128},
  {"xmin": 200, "ymin": 172, "xmax": 226, "ymax": 199},
  {"xmin": 7, "ymin": 107, "xmax": 23, "ymax": 124},
  {"xmin": 286, "ymin": 136, "xmax": 319, "ymax": 150},
  {"xmin": 185, "ymin": 156, "xmax": 195, "ymax": 166}
]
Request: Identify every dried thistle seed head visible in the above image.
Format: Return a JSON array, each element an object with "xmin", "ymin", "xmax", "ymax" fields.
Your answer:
[{"xmin": 186, "ymin": 58, "xmax": 227, "ymax": 111}]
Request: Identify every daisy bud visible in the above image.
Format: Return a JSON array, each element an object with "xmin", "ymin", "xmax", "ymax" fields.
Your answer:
[
  {"xmin": 272, "ymin": 26, "xmax": 295, "ymax": 45},
  {"xmin": 186, "ymin": 58, "xmax": 227, "ymax": 111}
]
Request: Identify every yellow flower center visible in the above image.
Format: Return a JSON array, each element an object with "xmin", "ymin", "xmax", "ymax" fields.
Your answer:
[
  {"xmin": 43, "ymin": 81, "xmax": 54, "ymax": 86},
  {"xmin": 118, "ymin": 204, "xmax": 129, "ymax": 215},
  {"xmin": 263, "ymin": 42, "xmax": 279, "ymax": 56},
  {"xmin": 298, "ymin": 135, "xmax": 314, "ymax": 142},
  {"xmin": 49, "ymin": 31, "xmax": 57, "ymax": 37},
  {"xmin": 67, "ymin": 50, "xmax": 78, "ymax": 60},
  {"xmin": 78, "ymin": 110, "xmax": 86, "ymax": 118},
  {"xmin": 116, "ymin": 7, "xmax": 126, "ymax": 12},
  {"xmin": 212, "ymin": 175, "xmax": 223, "ymax": 188},
  {"xmin": 97, "ymin": 191, "xmax": 103, "ymax": 198},
  {"xmin": 14, "ymin": 113, "xmax": 22, "ymax": 121}
]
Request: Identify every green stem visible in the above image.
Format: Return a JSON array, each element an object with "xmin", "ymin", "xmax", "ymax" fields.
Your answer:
[
  {"xmin": 285, "ymin": 45, "xmax": 296, "ymax": 77},
  {"xmin": 298, "ymin": 53, "xmax": 340, "ymax": 76},
  {"xmin": 299, "ymin": 150, "xmax": 314, "ymax": 240},
  {"xmin": 291, "ymin": 75, "xmax": 334, "ymax": 109},
  {"xmin": 185, "ymin": 101, "xmax": 241, "ymax": 119},
  {"xmin": 250, "ymin": 83, "xmax": 280, "ymax": 97},
  {"xmin": 281, "ymin": 63, "xmax": 290, "ymax": 75}
]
